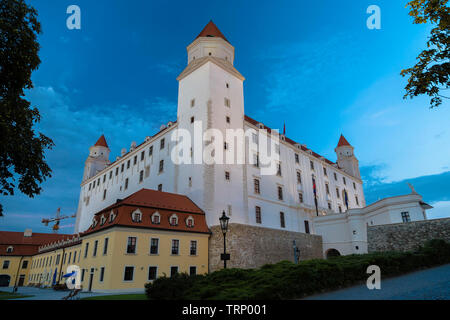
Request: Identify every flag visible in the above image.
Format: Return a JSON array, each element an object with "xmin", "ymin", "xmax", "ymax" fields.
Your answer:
[{"xmin": 52, "ymin": 268, "xmax": 58, "ymax": 286}]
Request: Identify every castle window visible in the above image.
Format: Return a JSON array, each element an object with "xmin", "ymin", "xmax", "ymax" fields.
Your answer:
[
  {"xmin": 278, "ymin": 186, "xmax": 283, "ymax": 201},
  {"xmin": 158, "ymin": 184, "xmax": 163, "ymax": 191},
  {"xmin": 152, "ymin": 212, "xmax": 161, "ymax": 224},
  {"xmin": 139, "ymin": 170, "xmax": 144, "ymax": 183},
  {"xmin": 295, "ymin": 153, "xmax": 299, "ymax": 164},
  {"xmin": 103, "ymin": 175, "xmax": 106, "ymax": 183},
  {"xmin": 401, "ymin": 212, "xmax": 410, "ymax": 223},
  {"xmin": 353, "ymin": 182, "xmax": 356, "ymax": 190},
  {"xmin": 226, "ymin": 83, "xmax": 229, "ymax": 88},
  {"xmin": 254, "ymin": 179, "xmax": 260, "ymax": 194},
  {"xmin": 336, "ymin": 188, "xmax": 340, "ymax": 199},
  {"xmin": 355, "ymin": 195, "xmax": 359, "ymax": 206},
  {"xmin": 126, "ymin": 237, "xmax": 137, "ymax": 254},
  {"xmin": 224, "ymin": 142, "xmax": 228, "ymax": 150},
  {"xmin": 280, "ymin": 212, "xmax": 285, "ymax": 228},
  {"xmin": 148, "ymin": 266, "xmax": 158, "ymax": 280},
  {"xmin": 121, "ymin": 163, "xmax": 124, "ymax": 172},
  {"xmin": 123, "ymin": 266, "xmax": 134, "ymax": 281},
  {"xmin": 93, "ymin": 181, "xmax": 96, "ymax": 188},
  {"xmin": 103, "ymin": 238, "xmax": 109, "ymax": 255},
  {"xmin": 97, "ymin": 178, "xmax": 100, "ymax": 186},
  {"xmin": 127, "ymin": 160, "xmax": 130, "ymax": 169},
  {"xmin": 132, "ymin": 210, "xmax": 142, "ymax": 223},
  {"xmin": 115, "ymin": 167, "xmax": 119, "ymax": 176},
  {"xmin": 325, "ymin": 183, "xmax": 330, "ymax": 195},
  {"xmin": 88, "ymin": 183, "xmax": 91, "ymax": 191},
  {"xmin": 191, "ymin": 116, "xmax": 195, "ymax": 123},
  {"xmin": 171, "ymin": 240, "xmax": 179, "ymax": 255},
  {"xmin": 328, "ymin": 202, "xmax": 332, "ymax": 210},
  {"xmin": 149, "ymin": 146, "xmax": 153, "ymax": 156},
  {"xmin": 109, "ymin": 171, "xmax": 112, "ymax": 179},
  {"xmin": 6, "ymin": 246, "xmax": 13, "ymax": 254},
  {"xmin": 297, "ymin": 171, "xmax": 302, "ymax": 184},
  {"xmin": 191, "ymin": 99, "xmax": 195, "ymax": 107},
  {"xmin": 323, "ymin": 167, "xmax": 327, "ymax": 176},
  {"xmin": 304, "ymin": 221, "xmax": 310, "ymax": 234},
  {"xmin": 3, "ymin": 260, "xmax": 10, "ymax": 269},
  {"xmin": 224, "ymin": 98, "xmax": 230, "ymax": 108},
  {"xmin": 190, "ymin": 241, "xmax": 197, "ymax": 255},
  {"xmin": 338, "ymin": 206, "xmax": 342, "ymax": 213},
  {"xmin": 225, "ymin": 171, "xmax": 230, "ymax": 181},
  {"xmin": 186, "ymin": 216, "xmax": 195, "ymax": 228},
  {"xmin": 125, "ymin": 178, "xmax": 129, "ymax": 190},
  {"xmin": 169, "ymin": 214, "xmax": 178, "ymax": 226},
  {"xmin": 93, "ymin": 240, "xmax": 98, "ymax": 257},
  {"xmin": 150, "ymin": 238, "xmax": 159, "ymax": 254},
  {"xmin": 141, "ymin": 151, "xmax": 145, "ymax": 161},
  {"xmin": 255, "ymin": 206, "xmax": 262, "ymax": 224},
  {"xmin": 343, "ymin": 177, "xmax": 346, "ymax": 185},
  {"xmin": 133, "ymin": 156, "xmax": 137, "ymax": 165},
  {"xmin": 299, "ymin": 192, "xmax": 304, "ymax": 203},
  {"xmin": 159, "ymin": 160, "xmax": 164, "ymax": 173},
  {"xmin": 103, "ymin": 189, "xmax": 107, "ymax": 200},
  {"xmin": 277, "ymin": 163, "xmax": 282, "ymax": 176},
  {"xmin": 334, "ymin": 172, "xmax": 337, "ymax": 181},
  {"xmin": 310, "ymin": 161, "xmax": 314, "ymax": 170},
  {"xmin": 226, "ymin": 116, "xmax": 230, "ymax": 124},
  {"xmin": 160, "ymin": 139, "xmax": 165, "ymax": 150}
]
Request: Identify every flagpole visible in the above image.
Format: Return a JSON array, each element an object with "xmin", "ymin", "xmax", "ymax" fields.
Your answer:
[{"xmin": 313, "ymin": 178, "xmax": 319, "ymax": 217}]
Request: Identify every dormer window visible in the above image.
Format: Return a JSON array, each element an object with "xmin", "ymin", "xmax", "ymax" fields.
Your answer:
[
  {"xmin": 132, "ymin": 210, "xmax": 142, "ymax": 223},
  {"xmin": 100, "ymin": 215, "xmax": 106, "ymax": 226},
  {"xmin": 109, "ymin": 210, "xmax": 116, "ymax": 223},
  {"xmin": 152, "ymin": 212, "xmax": 161, "ymax": 224},
  {"xmin": 186, "ymin": 216, "xmax": 195, "ymax": 228},
  {"xmin": 169, "ymin": 214, "xmax": 178, "ymax": 226},
  {"xmin": 91, "ymin": 218, "xmax": 98, "ymax": 228},
  {"xmin": 6, "ymin": 246, "xmax": 13, "ymax": 253}
]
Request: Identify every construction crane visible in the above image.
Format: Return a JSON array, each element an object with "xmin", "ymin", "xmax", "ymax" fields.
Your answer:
[{"xmin": 42, "ymin": 208, "xmax": 76, "ymax": 233}]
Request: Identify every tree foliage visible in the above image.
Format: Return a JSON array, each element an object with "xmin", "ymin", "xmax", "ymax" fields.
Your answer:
[
  {"xmin": 401, "ymin": 0, "xmax": 450, "ymax": 108},
  {"xmin": 0, "ymin": 0, "xmax": 54, "ymax": 215}
]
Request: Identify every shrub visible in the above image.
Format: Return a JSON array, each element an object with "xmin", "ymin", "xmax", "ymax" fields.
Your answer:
[{"xmin": 145, "ymin": 239, "xmax": 450, "ymax": 300}]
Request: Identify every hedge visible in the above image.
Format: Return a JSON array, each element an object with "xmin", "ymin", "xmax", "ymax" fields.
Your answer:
[{"xmin": 145, "ymin": 239, "xmax": 450, "ymax": 300}]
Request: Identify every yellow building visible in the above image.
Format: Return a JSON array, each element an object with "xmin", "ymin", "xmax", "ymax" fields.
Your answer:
[{"xmin": 3, "ymin": 189, "xmax": 210, "ymax": 293}]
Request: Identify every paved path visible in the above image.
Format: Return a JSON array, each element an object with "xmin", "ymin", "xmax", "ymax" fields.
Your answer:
[
  {"xmin": 6, "ymin": 287, "xmax": 143, "ymax": 300},
  {"xmin": 304, "ymin": 264, "xmax": 450, "ymax": 300}
]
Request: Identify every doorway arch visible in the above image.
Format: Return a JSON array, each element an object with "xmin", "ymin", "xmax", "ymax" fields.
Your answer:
[{"xmin": 326, "ymin": 248, "xmax": 341, "ymax": 259}]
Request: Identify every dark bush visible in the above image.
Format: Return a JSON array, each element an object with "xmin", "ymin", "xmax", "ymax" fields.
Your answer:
[
  {"xmin": 52, "ymin": 283, "xmax": 68, "ymax": 291},
  {"xmin": 145, "ymin": 239, "xmax": 450, "ymax": 300}
]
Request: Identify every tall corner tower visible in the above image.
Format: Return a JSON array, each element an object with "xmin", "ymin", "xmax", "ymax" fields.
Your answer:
[
  {"xmin": 176, "ymin": 20, "xmax": 247, "ymax": 226},
  {"xmin": 82, "ymin": 135, "xmax": 110, "ymax": 182},
  {"xmin": 335, "ymin": 135, "xmax": 361, "ymax": 179}
]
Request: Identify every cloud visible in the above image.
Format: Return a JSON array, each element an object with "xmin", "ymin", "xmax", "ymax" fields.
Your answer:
[{"xmin": 1, "ymin": 85, "xmax": 176, "ymax": 232}]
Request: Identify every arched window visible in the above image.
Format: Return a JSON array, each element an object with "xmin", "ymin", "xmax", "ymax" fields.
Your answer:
[
  {"xmin": 6, "ymin": 246, "xmax": 13, "ymax": 253},
  {"xmin": 109, "ymin": 210, "xmax": 116, "ymax": 223},
  {"xmin": 186, "ymin": 216, "xmax": 195, "ymax": 228},
  {"xmin": 151, "ymin": 212, "xmax": 161, "ymax": 224},
  {"xmin": 169, "ymin": 214, "xmax": 178, "ymax": 226},
  {"xmin": 132, "ymin": 209, "xmax": 142, "ymax": 223}
]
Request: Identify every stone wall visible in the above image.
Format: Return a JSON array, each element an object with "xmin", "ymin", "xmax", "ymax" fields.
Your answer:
[
  {"xmin": 209, "ymin": 223, "xmax": 323, "ymax": 272},
  {"xmin": 367, "ymin": 218, "xmax": 450, "ymax": 253}
]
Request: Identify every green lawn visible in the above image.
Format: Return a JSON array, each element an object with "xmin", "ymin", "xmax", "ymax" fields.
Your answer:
[
  {"xmin": 82, "ymin": 293, "xmax": 148, "ymax": 300},
  {"xmin": 0, "ymin": 291, "xmax": 34, "ymax": 300}
]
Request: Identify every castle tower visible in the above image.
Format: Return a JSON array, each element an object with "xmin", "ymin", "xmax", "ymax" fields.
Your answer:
[
  {"xmin": 82, "ymin": 135, "xmax": 110, "ymax": 182},
  {"xmin": 176, "ymin": 21, "xmax": 247, "ymax": 226},
  {"xmin": 335, "ymin": 135, "xmax": 361, "ymax": 179}
]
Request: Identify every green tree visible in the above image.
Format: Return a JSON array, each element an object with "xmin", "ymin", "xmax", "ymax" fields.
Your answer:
[
  {"xmin": 401, "ymin": 0, "xmax": 450, "ymax": 108},
  {"xmin": 0, "ymin": 0, "xmax": 54, "ymax": 216}
]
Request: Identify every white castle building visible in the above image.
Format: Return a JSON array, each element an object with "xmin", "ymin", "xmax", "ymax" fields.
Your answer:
[{"xmin": 74, "ymin": 21, "xmax": 432, "ymax": 258}]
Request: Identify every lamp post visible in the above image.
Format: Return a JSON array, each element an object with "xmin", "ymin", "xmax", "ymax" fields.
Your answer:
[{"xmin": 219, "ymin": 211, "xmax": 230, "ymax": 269}]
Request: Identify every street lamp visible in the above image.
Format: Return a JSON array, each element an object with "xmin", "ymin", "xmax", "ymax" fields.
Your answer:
[{"xmin": 219, "ymin": 211, "xmax": 230, "ymax": 269}]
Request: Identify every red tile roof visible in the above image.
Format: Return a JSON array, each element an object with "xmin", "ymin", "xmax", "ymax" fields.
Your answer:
[
  {"xmin": 81, "ymin": 189, "xmax": 210, "ymax": 236},
  {"xmin": 94, "ymin": 134, "xmax": 109, "ymax": 148},
  {"xmin": 196, "ymin": 20, "xmax": 230, "ymax": 44},
  {"xmin": 0, "ymin": 231, "xmax": 73, "ymax": 256},
  {"xmin": 337, "ymin": 134, "xmax": 351, "ymax": 147},
  {"xmin": 244, "ymin": 115, "xmax": 336, "ymax": 166}
]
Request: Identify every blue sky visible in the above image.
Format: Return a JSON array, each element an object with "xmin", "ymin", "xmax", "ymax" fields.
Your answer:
[{"xmin": 1, "ymin": 0, "xmax": 449, "ymax": 233}]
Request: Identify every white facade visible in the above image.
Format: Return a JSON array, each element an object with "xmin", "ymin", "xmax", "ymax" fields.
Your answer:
[
  {"xmin": 314, "ymin": 190, "xmax": 432, "ymax": 257},
  {"xmin": 74, "ymin": 23, "xmax": 366, "ymax": 235}
]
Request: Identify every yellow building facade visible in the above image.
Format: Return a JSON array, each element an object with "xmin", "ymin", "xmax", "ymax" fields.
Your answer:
[{"xmin": 2, "ymin": 189, "xmax": 211, "ymax": 293}]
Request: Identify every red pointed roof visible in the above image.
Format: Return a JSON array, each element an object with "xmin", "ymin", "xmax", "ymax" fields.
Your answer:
[
  {"xmin": 196, "ymin": 20, "xmax": 230, "ymax": 43},
  {"xmin": 94, "ymin": 135, "xmax": 109, "ymax": 148},
  {"xmin": 337, "ymin": 135, "xmax": 351, "ymax": 147}
]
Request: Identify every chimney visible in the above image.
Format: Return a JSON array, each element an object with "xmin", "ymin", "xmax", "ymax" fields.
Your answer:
[{"xmin": 24, "ymin": 229, "xmax": 33, "ymax": 237}]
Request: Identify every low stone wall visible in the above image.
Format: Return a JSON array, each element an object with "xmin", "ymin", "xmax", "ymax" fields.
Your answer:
[
  {"xmin": 367, "ymin": 218, "xmax": 450, "ymax": 253},
  {"xmin": 209, "ymin": 223, "xmax": 323, "ymax": 272}
]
